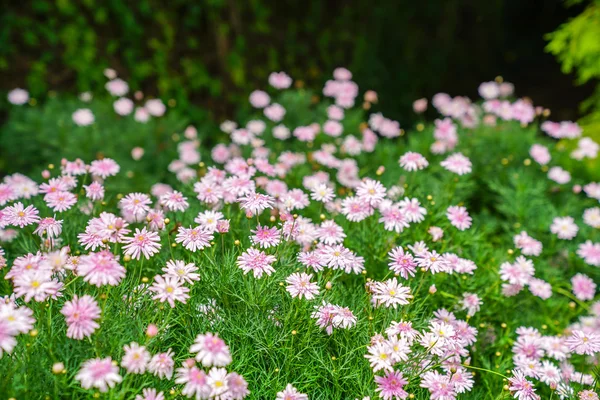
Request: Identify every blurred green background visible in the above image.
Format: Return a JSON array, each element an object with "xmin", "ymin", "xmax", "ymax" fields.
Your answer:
[{"xmin": 1, "ymin": 0, "xmax": 600, "ymax": 176}]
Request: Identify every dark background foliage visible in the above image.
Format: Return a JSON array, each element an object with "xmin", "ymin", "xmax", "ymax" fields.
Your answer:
[{"xmin": 0, "ymin": 0, "xmax": 595, "ymax": 125}]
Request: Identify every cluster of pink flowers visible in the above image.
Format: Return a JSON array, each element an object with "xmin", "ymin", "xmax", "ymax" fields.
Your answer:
[
  {"xmin": 369, "ymin": 112, "xmax": 401, "ymax": 138},
  {"xmin": 365, "ymin": 310, "xmax": 477, "ymax": 399},
  {"xmin": 311, "ymin": 302, "xmax": 357, "ymax": 335},
  {"xmin": 103, "ymin": 73, "xmax": 166, "ymax": 123},
  {"xmin": 499, "ymin": 256, "xmax": 552, "ymax": 299},
  {"xmin": 483, "ymin": 98, "xmax": 535, "ymax": 125},
  {"xmin": 432, "ymin": 93, "xmax": 479, "ymax": 127},
  {"xmin": 541, "ymin": 120, "xmax": 582, "ymax": 139},
  {"xmin": 513, "ymin": 231, "xmax": 543, "ymax": 256},
  {"xmin": 388, "ymin": 242, "xmax": 477, "ymax": 280},
  {"xmin": 323, "ymin": 67, "xmax": 359, "ymax": 108},
  {"xmin": 477, "ymin": 80, "xmax": 514, "ymax": 100},
  {"xmin": 3, "ymin": 68, "xmax": 600, "ymax": 399},
  {"xmin": 74, "ymin": 332, "xmax": 248, "ymax": 399},
  {"xmin": 507, "ymin": 324, "xmax": 600, "ymax": 399}
]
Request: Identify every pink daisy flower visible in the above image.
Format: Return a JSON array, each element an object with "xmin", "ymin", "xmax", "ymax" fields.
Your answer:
[
  {"xmin": 251, "ymin": 225, "xmax": 281, "ymax": 248},
  {"xmin": 579, "ymin": 390, "xmax": 599, "ymax": 400},
  {"xmin": 190, "ymin": 332, "xmax": 232, "ymax": 367},
  {"xmin": 285, "ymin": 272, "xmax": 319, "ymax": 300},
  {"xmin": 440, "ymin": 153, "xmax": 472, "ymax": 175},
  {"xmin": 239, "ymin": 192, "xmax": 275, "ymax": 216},
  {"xmin": 206, "ymin": 367, "xmax": 229, "ymax": 397},
  {"xmin": 194, "ymin": 210, "xmax": 224, "ymax": 232},
  {"xmin": 507, "ymin": 370, "xmax": 538, "ymax": 400},
  {"xmin": 84, "ymin": 181, "xmax": 106, "ymax": 201},
  {"xmin": 236, "ymin": 248, "xmax": 276, "ymax": 278},
  {"xmin": 371, "ymin": 279, "xmax": 413, "ymax": 308},
  {"xmin": 528, "ymin": 278, "xmax": 552, "ymax": 300},
  {"xmin": 248, "ymin": 90, "xmax": 270, "ymax": 108},
  {"xmin": 460, "ymin": 293, "xmax": 482, "ymax": 316},
  {"xmin": 379, "ymin": 205, "xmax": 410, "ymax": 233},
  {"xmin": 398, "ymin": 197, "xmax": 427, "ymax": 223},
  {"xmin": 341, "ymin": 196, "xmax": 373, "ymax": 222},
  {"xmin": 478, "ymin": 81, "xmax": 499, "ymax": 99},
  {"xmin": 529, "ymin": 144, "xmax": 551, "ymax": 165},
  {"xmin": 420, "ymin": 371, "xmax": 457, "ymax": 399},
  {"xmin": 0, "ymin": 183, "xmax": 16, "ymax": 206},
  {"xmin": 446, "ymin": 205, "xmax": 472, "ymax": 231},
  {"xmin": 61, "ymin": 295, "xmax": 101, "ymax": 340},
  {"xmin": 226, "ymin": 372, "xmax": 250, "ymax": 399},
  {"xmin": 194, "ymin": 181, "xmax": 223, "ymax": 204},
  {"xmin": 316, "ymin": 220, "xmax": 346, "ymax": 245},
  {"xmin": 89, "ymin": 158, "xmax": 120, "ymax": 179},
  {"xmin": 148, "ymin": 349, "xmax": 175, "ymax": 379},
  {"xmin": 78, "ymin": 250, "xmax": 126, "ymax": 287},
  {"xmin": 269, "ymin": 71, "xmax": 292, "ymax": 89},
  {"xmin": 356, "ymin": 178, "xmax": 386, "ymax": 207},
  {"xmin": 375, "ymin": 370, "xmax": 409, "ymax": 400},
  {"xmin": 264, "ymin": 103, "xmax": 286, "ymax": 122},
  {"xmin": 33, "ymin": 217, "xmax": 63, "ymax": 238},
  {"xmin": 565, "ymin": 330, "xmax": 600, "ymax": 355},
  {"xmin": 399, "ymin": 152, "xmax": 429, "ymax": 171},
  {"xmin": 123, "ymin": 227, "xmax": 161, "ymax": 260},
  {"xmin": 216, "ymin": 220, "xmax": 230, "ymax": 234},
  {"xmin": 550, "ymin": 216, "xmax": 578, "ymax": 240},
  {"xmin": 7, "ymin": 88, "xmax": 29, "ymax": 105},
  {"xmin": 298, "ymin": 251, "xmax": 326, "ymax": 272},
  {"xmin": 571, "ymin": 273, "xmax": 596, "ymax": 301},
  {"xmin": 13, "ymin": 269, "xmax": 62, "ymax": 303},
  {"xmin": 365, "ymin": 342, "xmax": 394, "ymax": 372},
  {"xmin": 149, "ymin": 275, "xmax": 190, "ymax": 308},
  {"xmin": 75, "ymin": 357, "xmax": 122, "ymax": 392},
  {"xmin": 120, "ymin": 193, "xmax": 152, "ymax": 220},
  {"xmin": 135, "ymin": 388, "xmax": 165, "ymax": 400},
  {"xmin": 5, "ymin": 202, "xmax": 40, "ymax": 228},
  {"xmin": 146, "ymin": 209, "xmax": 165, "ymax": 231},
  {"xmin": 276, "ymin": 384, "xmax": 308, "ymax": 400},
  {"xmin": 72, "ymin": 109, "xmax": 95, "ymax": 126},
  {"xmin": 145, "ymin": 99, "xmax": 166, "ymax": 116},
  {"xmin": 45, "ymin": 191, "xmax": 77, "ymax": 212},
  {"xmin": 388, "ymin": 247, "xmax": 417, "ymax": 279},
  {"xmin": 105, "ymin": 78, "xmax": 129, "ymax": 96},
  {"xmin": 548, "ymin": 166, "xmax": 571, "ymax": 184},
  {"xmin": 162, "ymin": 260, "xmax": 200, "ymax": 284},
  {"xmin": 577, "ymin": 240, "xmax": 600, "ymax": 266},
  {"xmin": 428, "ymin": 226, "xmax": 444, "ymax": 242},
  {"xmin": 39, "ymin": 178, "xmax": 69, "ymax": 196},
  {"xmin": 175, "ymin": 364, "xmax": 211, "ymax": 399},
  {"xmin": 310, "ymin": 183, "xmax": 335, "ymax": 203},
  {"xmin": 159, "ymin": 190, "xmax": 189, "ymax": 212},
  {"xmin": 0, "ymin": 302, "xmax": 33, "ymax": 340},
  {"xmin": 583, "ymin": 207, "xmax": 600, "ymax": 228},
  {"xmin": 121, "ymin": 342, "xmax": 151, "ymax": 374},
  {"xmin": 175, "ymin": 226, "xmax": 214, "ymax": 252},
  {"xmin": 62, "ymin": 159, "xmax": 87, "ymax": 175},
  {"xmin": 415, "ymin": 250, "xmax": 450, "ymax": 274}
]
